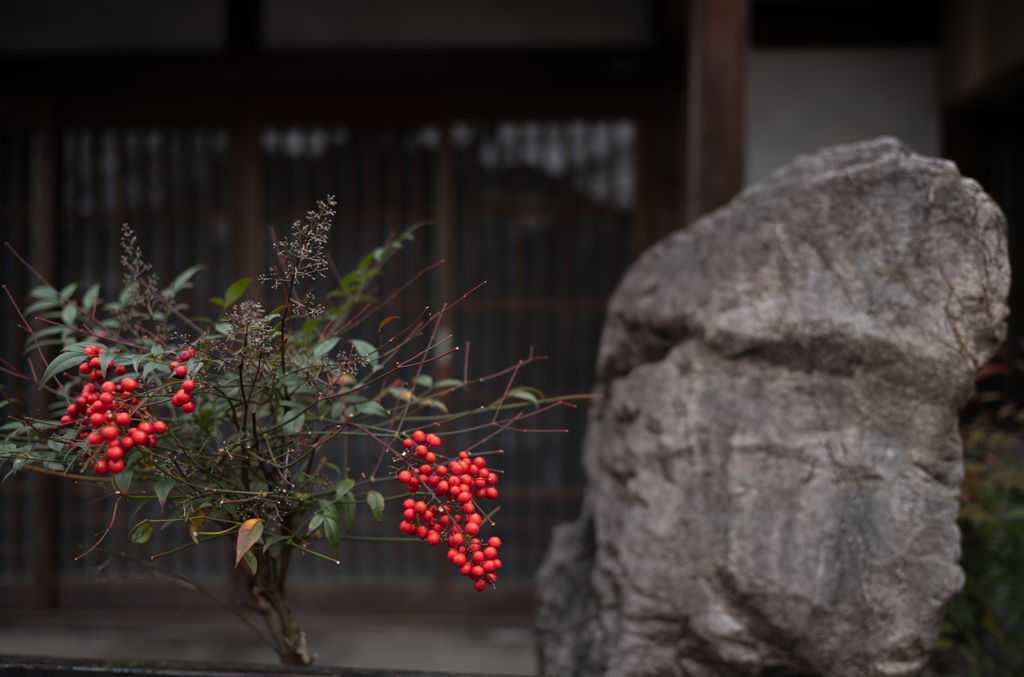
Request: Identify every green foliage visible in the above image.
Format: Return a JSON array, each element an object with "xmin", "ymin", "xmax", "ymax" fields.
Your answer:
[{"xmin": 933, "ymin": 387, "xmax": 1024, "ymax": 675}]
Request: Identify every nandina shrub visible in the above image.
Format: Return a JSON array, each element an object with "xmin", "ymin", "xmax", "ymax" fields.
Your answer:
[{"xmin": 0, "ymin": 197, "xmax": 578, "ymax": 665}]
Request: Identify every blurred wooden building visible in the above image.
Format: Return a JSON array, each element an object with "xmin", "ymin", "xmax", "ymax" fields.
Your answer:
[{"xmin": 1, "ymin": 0, "xmax": 1021, "ymax": 623}]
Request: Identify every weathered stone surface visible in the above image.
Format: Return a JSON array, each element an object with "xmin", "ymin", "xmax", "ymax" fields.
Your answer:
[{"xmin": 536, "ymin": 138, "xmax": 1010, "ymax": 677}]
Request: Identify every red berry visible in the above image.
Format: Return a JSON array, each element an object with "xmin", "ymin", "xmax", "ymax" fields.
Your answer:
[
  {"xmin": 87, "ymin": 432, "xmax": 104, "ymax": 445},
  {"xmin": 179, "ymin": 350, "xmax": 191, "ymax": 362},
  {"xmin": 131, "ymin": 430, "xmax": 147, "ymax": 445},
  {"xmin": 182, "ymin": 380, "xmax": 195, "ymax": 393},
  {"xmin": 115, "ymin": 365, "xmax": 127, "ymax": 376},
  {"xmin": 169, "ymin": 361, "xmax": 179, "ymax": 368},
  {"xmin": 474, "ymin": 578, "xmax": 487, "ymax": 591},
  {"xmin": 101, "ymin": 381, "xmax": 116, "ymax": 392},
  {"xmin": 152, "ymin": 421, "xmax": 166, "ymax": 434},
  {"xmin": 79, "ymin": 362, "xmax": 92, "ymax": 374},
  {"xmin": 86, "ymin": 346, "xmax": 100, "ymax": 356},
  {"xmin": 115, "ymin": 412, "xmax": 131, "ymax": 427},
  {"xmin": 488, "ymin": 537, "xmax": 502, "ymax": 548},
  {"xmin": 426, "ymin": 433, "xmax": 441, "ymax": 448},
  {"xmin": 470, "ymin": 565, "xmax": 484, "ymax": 579},
  {"xmin": 472, "ymin": 551, "xmax": 485, "ymax": 564},
  {"xmin": 460, "ymin": 562, "xmax": 473, "ymax": 576},
  {"xmin": 120, "ymin": 437, "xmax": 134, "ymax": 451},
  {"xmin": 412, "ymin": 430, "xmax": 426, "ymax": 444},
  {"xmin": 106, "ymin": 446, "xmax": 123, "ymax": 461},
  {"xmin": 402, "ymin": 498, "xmax": 415, "ymax": 509},
  {"xmin": 89, "ymin": 371, "xmax": 102, "ymax": 382},
  {"xmin": 486, "ymin": 487, "xmax": 498, "ymax": 499},
  {"xmin": 147, "ymin": 435, "xmax": 157, "ymax": 447},
  {"xmin": 482, "ymin": 560, "xmax": 496, "ymax": 573},
  {"xmin": 468, "ymin": 514, "xmax": 482, "ymax": 525},
  {"xmin": 175, "ymin": 365, "xmax": 187, "ymax": 377},
  {"xmin": 99, "ymin": 392, "xmax": 114, "ymax": 405},
  {"xmin": 457, "ymin": 492, "xmax": 472, "ymax": 504},
  {"xmin": 138, "ymin": 422, "xmax": 153, "ymax": 434},
  {"xmin": 465, "ymin": 522, "xmax": 480, "ymax": 536},
  {"xmin": 108, "ymin": 458, "xmax": 125, "ymax": 474},
  {"xmin": 171, "ymin": 395, "xmax": 181, "ymax": 407},
  {"xmin": 414, "ymin": 501, "xmax": 427, "ymax": 514},
  {"xmin": 60, "ymin": 415, "xmax": 74, "ymax": 426},
  {"xmin": 89, "ymin": 413, "xmax": 106, "ymax": 427},
  {"xmin": 102, "ymin": 426, "xmax": 119, "ymax": 441},
  {"xmin": 415, "ymin": 525, "xmax": 429, "ymax": 539},
  {"xmin": 398, "ymin": 470, "xmax": 412, "ymax": 484},
  {"xmin": 473, "ymin": 456, "xmax": 486, "ymax": 468},
  {"xmin": 415, "ymin": 445, "xmax": 427, "ymax": 457},
  {"xmin": 403, "ymin": 438, "xmax": 415, "ymax": 449},
  {"xmin": 461, "ymin": 502, "xmax": 475, "ymax": 515},
  {"xmin": 65, "ymin": 403, "xmax": 78, "ymax": 417},
  {"xmin": 120, "ymin": 378, "xmax": 137, "ymax": 392},
  {"xmin": 453, "ymin": 553, "xmax": 467, "ymax": 566},
  {"xmin": 94, "ymin": 460, "xmax": 108, "ymax": 475},
  {"xmin": 426, "ymin": 531, "xmax": 441, "ymax": 546},
  {"xmin": 458, "ymin": 451, "xmax": 469, "ymax": 460},
  {"xmin": 484, "ymin": 546, "xmax": 497, "ymax": 559},
  {"xmin": 181, "ymin": 402, "xmax": 195, "ymax": 414}
]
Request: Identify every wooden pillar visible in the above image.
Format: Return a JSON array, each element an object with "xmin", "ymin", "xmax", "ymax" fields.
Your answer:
[
  {"xmin": 685, "ymin": 0, "xmax": 746, "ymax": 223},
  {"xmin": 230, "ymin": 105, "xmax": 264, "ymax": 300},
  {"xmin": 33, "ymin": 103, "xmax": 59, "ymax": 609}
]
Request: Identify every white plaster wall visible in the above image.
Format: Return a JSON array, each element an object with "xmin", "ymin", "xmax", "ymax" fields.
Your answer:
[{"xmin": 745, "ymin": 49, "xmax": 939, "ymax": 186}]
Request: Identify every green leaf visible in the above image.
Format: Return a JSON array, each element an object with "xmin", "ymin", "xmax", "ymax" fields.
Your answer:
[
  {"xmin": 283, "ymin": 412, "xmax": 305, "ymax": 437},
  {"xmin": 112, "ymin": 468, "xmax": 133, "ymax": 493},
  {"xmin": 414, "ymin": 374, "xmax": 433, "ymax": 390},
  {"xmin": 39, "ymin": 350, "xmax": 88, "ymax": 386},
  {"xmin": 235, "ymin": 518, "xmax": 263, "ymax": 566},
  {"xmin": 314, "ymin": 337, "xmax": 340, "ymax": 360},
  {"xmin": 366, "ymin": 490, "xmax": 385, "ymax": 522},
  {"xmin": 98, "ymin": 350, "xmax": 116, "ymax": 378},
  {"xmin": 142, "ymin": 360, "xmax": 162, "ymax": 381},
  {"xmin": 339, "ymin": 491, "xmax": 355, "ymax": 532},
  {"xmin": 307, "ymin": 513, "xmax": 325, "ymax": 534},
  {"xmin": 171, "ymin": 264, "xmax": 205, "ymax": 295},
  {"xmin": 333, "ymin": 478, "xmax": 355, "ymax": 500},
  {"xmin": 47, "ymin": 437, "xmax": 67, "ymax": 453},
  {"xmin": 82, "ymin": 283, "xmax": 101, "ymax": 312},
  {"xmin": 508, "ymin": 387, "xmax": 541, "ymax": 405},
  {"xmin": 59, "ymin": 282, "xmax": 78, "ymax": 298},
  {"xmin": 323, "ymin": 509, "xmax": 341, "ymax": 556},
  {"xmin": 223, "ymin": 278, "xmax": 251, "ymax": 309},
  {"xmin": 434, "ymin": 378, "xmax": 463, "ymax": 390},
  {"xmin": 301, "ymin": 319, "xmax": 318, "ymax": 341},
  {"xmin": 154, "ymin": 479, "xmax": 175, "ymax": 509},
  {"xmin": 356, "ymin": 401, "xmax": 389, "ymax": 419},
  {"xmin": 349, "ymin": 339, "xmax": 376, "ymax": 357},
  {"xmin": 61, "ymin": 303, "xmax": 77, "ymax": 326},
  {"xmin": 243, "ymin": 549, "xmax": 257, "ymax": 575},
  {"xmin": 129, "ymin": 521, "xmax": 154, "ymax": 544},
  {"xmin": 262, "ymin": 534, "xmax": 289, "ymax": 551}
]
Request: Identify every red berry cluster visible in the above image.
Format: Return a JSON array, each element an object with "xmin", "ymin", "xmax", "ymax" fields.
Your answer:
[
  {"xmin": 59, "ymin": 345, "xmax": 170, "ymax": 476},
  {"xmin": 75, "ymin": 344, "xmax": 128, "ymax": 382},
  {"xmin": 169, "ymin": 350, "xmax": 198, "ymax": 414},
  {"xmin": 395, "ymin": 429, "xmax": 503, "ymax": 592}
]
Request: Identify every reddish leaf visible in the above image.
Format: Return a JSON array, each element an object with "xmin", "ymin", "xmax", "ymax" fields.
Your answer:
[
  {"xmin": 378, "ymin": 316, "xmax": 401, "ymax": 331},
  {"xmin": 235, "ymin": 518, "xmax": 263, "ymax": 566}
]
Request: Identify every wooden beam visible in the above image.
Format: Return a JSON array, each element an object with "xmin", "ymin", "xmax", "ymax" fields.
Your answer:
[{"xmin": 685, "ymin": 0, "xmax": 746, "ymax": 223}]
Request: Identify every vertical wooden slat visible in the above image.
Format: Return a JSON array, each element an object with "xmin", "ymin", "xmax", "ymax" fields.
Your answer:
[
  {"xmin": 685, "ymin": 0, "xmax": 746, "ymax": 223},
  {"xmin": 32, "ymin": 105, "xmax": 59, "ymax": 609},
  {"xmin": 231, "ymin": 108, "xmax": 262, "ymax": 301}
]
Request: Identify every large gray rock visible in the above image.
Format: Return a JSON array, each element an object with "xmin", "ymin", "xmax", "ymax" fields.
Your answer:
[{"xmin": 536, "ymin": 138, "xmax": 1010, "ymax": 677}]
